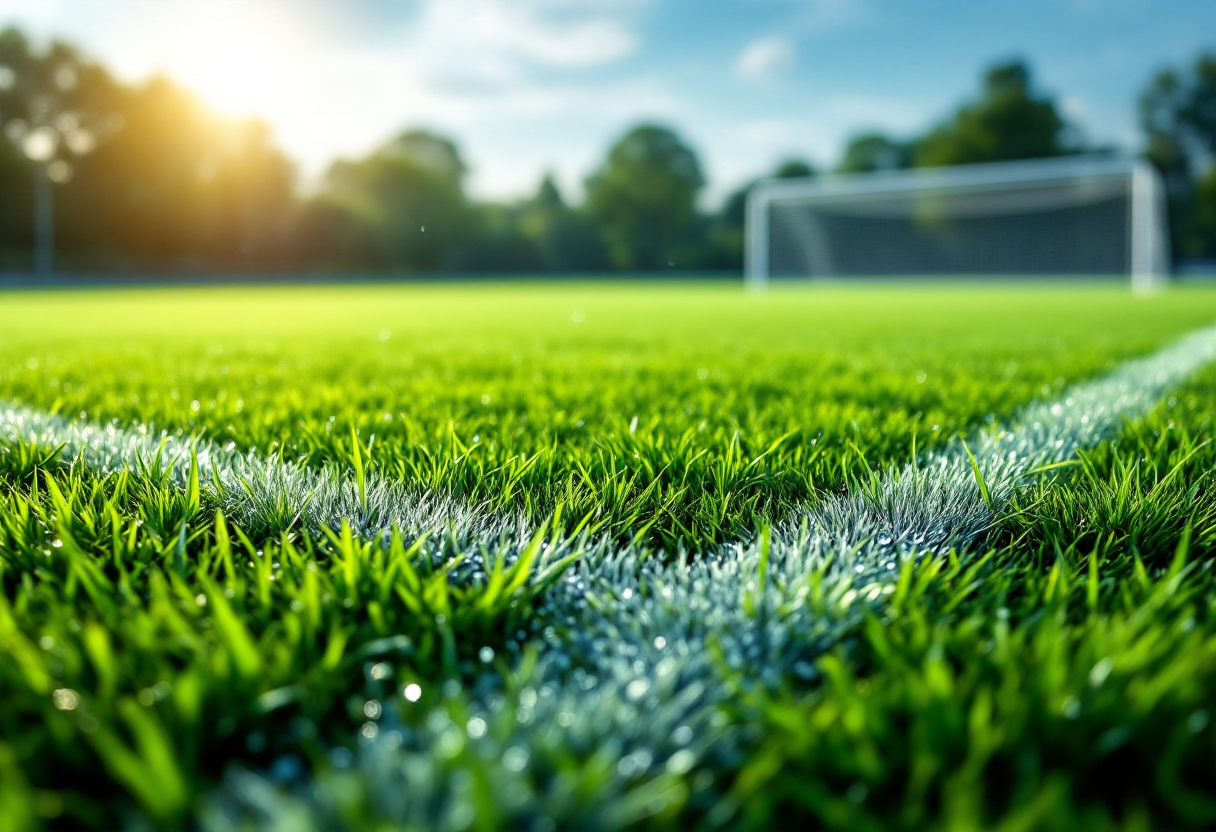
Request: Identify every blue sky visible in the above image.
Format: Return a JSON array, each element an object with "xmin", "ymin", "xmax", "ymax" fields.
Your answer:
[{"xmin": 3, "ymin": 0, "xmax": 1214, "ymax": 204}]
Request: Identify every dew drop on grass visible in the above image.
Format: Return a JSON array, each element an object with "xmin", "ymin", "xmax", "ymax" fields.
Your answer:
[
  {"xmin": 52, "ymin": 688, "xmax": 79, "ymax": 711},
  {"xmin": 625, "ymin": 678, "xmax": 650, "ymax": 700},
  {"xmin": 667, "ymin": 749, "xmax": 696, "ymax": 774},
  {"xmin": 503, "ymin": 746, "xmax": 529, "ymax": 771}
]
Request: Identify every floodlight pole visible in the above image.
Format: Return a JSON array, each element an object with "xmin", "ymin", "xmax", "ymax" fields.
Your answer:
[{"xmin": 34, "ymin": 162, "xmax": 53, "ymax": 277}]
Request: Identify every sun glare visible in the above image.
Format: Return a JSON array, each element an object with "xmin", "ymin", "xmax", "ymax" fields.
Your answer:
[{"xmin": 136, "ymin": 2, "xmax": 317, "ymax": 120}]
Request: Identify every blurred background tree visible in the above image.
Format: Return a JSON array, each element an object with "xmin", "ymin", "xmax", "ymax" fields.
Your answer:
[
  {"xmin": 0, "ymin": 26, "xmax": 295, "ymax": 273},
  {"xmin": 0, "ymin": 24, "xmax": 1211, "ymax": 276},
  {"xmin": 584, "ymin": 124, "xmax": 705, "ymax": 271},
  {"xmin": 0, "ymin": 27, "xmax": 122, "ymax": 272},
  {"xmin": 303, "ymin": 130, "xmax": 470, "ymax": 271},
  {"xmin": 517, "ymin": 174, "xmax": 611, "ymax": 273},
  {"xmin": 63, "ymin": 79, "xmax": 295, "ymax": 270},
  {"xmin": 837, "ymin": 134, "xmax": 913, "ymax": 173},
  {"xmin": 914, "ymin": 61, "xmax": 1077, "ymax": 166},
  {"xmin": 1141, "ymin": 52, "xmax": 1216, "ymax": 260}
]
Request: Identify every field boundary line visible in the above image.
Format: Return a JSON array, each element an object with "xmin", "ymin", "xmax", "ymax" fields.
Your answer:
[{"xmin": 0, "ymin": 402, "xmax": 521, "ymax": 543}]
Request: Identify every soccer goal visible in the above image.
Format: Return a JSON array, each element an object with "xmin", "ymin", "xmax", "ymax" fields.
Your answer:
[{"xmin": 745, "ymin": 156, "xmax": 1170, "ymax": 291}]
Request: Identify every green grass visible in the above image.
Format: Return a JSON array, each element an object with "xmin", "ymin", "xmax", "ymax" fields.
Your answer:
[
  {"xmin": 3, "ymin": 282, "xmax": 1216, "ymax": 550},
  {"xmin": 1, "ymin": 281, "xmax": 1215, "ymax": 830},
  {"xmin": 733, "ymin": 369, "xmax": 1216, "ymax": 831}
]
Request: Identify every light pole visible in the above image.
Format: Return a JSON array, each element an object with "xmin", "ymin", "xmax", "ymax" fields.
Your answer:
[
  {"xmin": 1, "ymin": 55, "xmax": 107, "ymax": 280},
  {"xmin": 35, "ymin": 163, "xmax": 53, "ymax": 276},
  {"xmin": 22, "ymin": 126, "xmax": 58, "ymax": 277}
]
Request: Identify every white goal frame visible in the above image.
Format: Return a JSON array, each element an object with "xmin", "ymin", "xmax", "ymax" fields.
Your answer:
[{"xmin": 745, "ymin": 155, "xmax": 1170, "ymax": 291}]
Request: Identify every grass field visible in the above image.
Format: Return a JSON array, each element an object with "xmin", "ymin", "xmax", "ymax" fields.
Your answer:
[{"xmin": 3, "ymin": 282, "xmax": 1216, "ymax": 830}]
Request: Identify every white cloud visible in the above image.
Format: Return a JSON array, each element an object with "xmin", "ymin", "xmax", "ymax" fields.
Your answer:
[
  {"xmin": 734, "ymin": 36, "xmax": 795, "ymax": 80},
  {"xmin": 1060, "ymin": 96, "xmax": 1087, "ymax": 120},
  {"xmin": 0, "ymin": 0, "xmax": 63, "ymax": 27},
  {"xmin": 796, "ymin": 0, "xmax": 872, "ymax": 34},
  {"xmin": 418, "ymin": 0, "xmax": 639, "ymax": 71}
]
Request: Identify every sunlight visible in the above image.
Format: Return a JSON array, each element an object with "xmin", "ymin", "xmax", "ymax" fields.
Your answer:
[{"xmin": 149, "ymin": 3, "xmax": 315, "ymax": 119}]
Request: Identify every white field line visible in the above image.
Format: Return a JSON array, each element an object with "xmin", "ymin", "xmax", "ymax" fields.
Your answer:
[
  {"xmin": 0, "ymin": 403, "xmax": 522, "ymax": 544},
  {"xmin": 196, "ymin": 324, "xmax": 1216, "ymax": 829}
]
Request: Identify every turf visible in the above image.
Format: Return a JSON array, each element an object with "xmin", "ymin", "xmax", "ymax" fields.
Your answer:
[
  {"xmin": 1, "ymin": 282, "xmax": 1216, "ymax": 830},
  {"xmin": 3, "ymin": 282, "xmax": 1216, "ymax": 550}
]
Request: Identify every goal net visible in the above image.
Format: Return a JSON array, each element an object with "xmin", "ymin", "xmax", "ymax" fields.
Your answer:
[{"xmin": 745, "ymin": 156, "xmax": 1169, "ymax": 290}]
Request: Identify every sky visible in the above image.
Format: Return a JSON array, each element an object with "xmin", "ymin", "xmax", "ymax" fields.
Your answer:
[{"xmin": 2, "ymin": 0, "xmax": 1214, "ymax": 205}]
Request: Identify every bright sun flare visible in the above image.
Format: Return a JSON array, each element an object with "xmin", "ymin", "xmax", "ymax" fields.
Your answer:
[{"xmin": 137, "ymin": 2, "xmax": 316, "ymax": 119}]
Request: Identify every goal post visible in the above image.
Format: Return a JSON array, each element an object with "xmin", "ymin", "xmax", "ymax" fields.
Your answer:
[{"xmin": 745, "ymin": 155, "xmax": 1170, "ymax": 290}]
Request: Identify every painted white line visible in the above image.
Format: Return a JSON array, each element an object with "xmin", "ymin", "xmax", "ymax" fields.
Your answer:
[
  {"xmin": 0, "ymin": 403, "xmax": 521, "ymax": 543},
  {"xmin": 204, "ymin": 323, "xmax": 1216, "ymax": 829}
]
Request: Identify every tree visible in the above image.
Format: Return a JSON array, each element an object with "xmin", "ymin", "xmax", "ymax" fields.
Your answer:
[
  {"xmin": 914, "ymin": 60, "xmax": 1075, "ymax": 167},
  {"xmin": 312, "ymin": 130, "xmax": 471, "ymax": 270},
  {"xmin": 1180, "ymin": 55, "xmax": 1216, "ymax": 156},
  {"xmin": 772, "ymin": 159, "xmax": 815, "ymax": 180},
  {"xmin": 1197, "ymin": 167, "xmax": 1216, "ymax": 252},
  {"xmin": 0, "ymin": 27, "xmax": 120, "ymax": 273},
  {"xmin": 57, "ymin": 76, "xmax": 296, "ymax": 270},
  {"xmin": 517, "ymin": 174, "xmax": 609, "ymax": 271},
  {"xmin": 837, "ymin": 133, "xmax": 912, "ymax": 173},
  {"xmin": 584, "ymin": 124, "xmax": 705, "ymax": 270},
  {"xmin": 1140, "ymin": 53, "xmax": 1216, "ymax": 259},
  {"xmin": 0, "ymin": 25, "xmax": 299, "ymax": 273},
  {"xmin": 449, "ymin": 202, "xmax": 544, "ymax": 273}
]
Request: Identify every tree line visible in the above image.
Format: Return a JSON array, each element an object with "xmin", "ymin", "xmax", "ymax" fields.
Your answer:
[{"xmin": 1, "ymin": 26, "xmax": 1214, "ymax": 274}]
